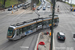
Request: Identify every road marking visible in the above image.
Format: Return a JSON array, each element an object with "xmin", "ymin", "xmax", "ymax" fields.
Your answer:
[
  {"xmin": 34, "ymin": 32, "xmax": 41, "ymax": 50},
  {"xmin": 20, "ymin": 46, "xmax": 29, "ymax": 48},
  {"xmin": 53, "ymin": 33, "xmax": 55, "ymax": 50}
]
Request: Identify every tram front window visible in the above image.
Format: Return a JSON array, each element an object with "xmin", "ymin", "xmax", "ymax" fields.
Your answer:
[{"xmin": 7, "ymin": 28, "xmax": 14, "ymax": 36}]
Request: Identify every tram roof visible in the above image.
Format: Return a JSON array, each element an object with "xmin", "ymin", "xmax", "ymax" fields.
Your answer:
[{"xmin": 10, "ymin": 16, "xmax": 59, "ymax": 28}]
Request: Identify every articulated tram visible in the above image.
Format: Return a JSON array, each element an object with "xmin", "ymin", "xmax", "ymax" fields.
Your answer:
[
  {"xmin": 7, "ymin": 16, "xmax": 59, "ymax": 40},
  {"xmin": 23, "ymin": 2, "xmax": 30, "ymax": 9}
]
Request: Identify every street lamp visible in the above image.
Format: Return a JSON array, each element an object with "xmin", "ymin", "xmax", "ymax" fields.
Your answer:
[
  {"xmin": 50, "ymin": 0, "xmax": 55, "ymax": 50},
  {"xmin": 71, "ymin": 0, "xmax": 72, "ymax": 7},
  {"xmin": 71, "ymin": 0, "xmax": 72, "ymax": 4},
  {"xmin": 70, "ymin": 0, "xmax": 72, "ymax": 11}
]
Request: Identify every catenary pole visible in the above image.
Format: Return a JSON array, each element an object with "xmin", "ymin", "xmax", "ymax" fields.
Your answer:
[
  {"xmin": 71, "ymin": 0, "xmax": 72, "ymax": 6},
  {"xmin": 50, "ymin": 0, "xmax": 55, "ymax": 50}
]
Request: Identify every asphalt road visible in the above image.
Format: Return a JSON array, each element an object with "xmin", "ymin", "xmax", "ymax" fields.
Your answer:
[
  {"xmin": 0, "ymin": 0, "xmax": 51, "ymax": 50},
  {"xmin": 37, "ymin": 0, "xmax": 51, "ymax": 17},
  {"xmin": 54, "ymin": 1, "xmax": 75, "ymax": 50},
  {"xmin": 0, "ymin": 8, "xmax": 38, "ymax": 50}
]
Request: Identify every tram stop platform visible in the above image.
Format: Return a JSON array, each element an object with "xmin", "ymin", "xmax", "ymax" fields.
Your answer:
[{"xmin": 34, "ymin": 31, "xmax": 51, "ymax": 50}]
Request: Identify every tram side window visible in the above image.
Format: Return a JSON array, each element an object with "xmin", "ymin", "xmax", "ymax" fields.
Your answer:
[
  {"xmin": 22, "ymin": 27, "xmax": 27, "ymax": 33},
  {"xmin": 37, "ymin": 22, "xmax": 42, "ymax": 25},
  {"xmin": 43, "ymin": 21, "xmax": 46, "ymax": 25},
  {"xmin": 48, "ymin": 20, "xmax": 50, "ymax": 24},
  {"xmin": 57, "ymin": 18, "xmax": 59, "ymax": 22},
  {"xmin": 45, "ymin": 20, "xmax": 50, "ymax": 25},
  {"xmin": 27, "ymin": 25, "xmax": 31, "ymax": 30},
  {"xmin": 22, "ymin": 26, "xmax": 31, "ymax": 31},
  {"xmin": 34, "ymin": 24, "xmax": 37, "ymax": 29},
  {"xmin": 31, "ymin": 24, "xmax": 36, "ymax": 30},
  {"xmin": 17, "ymin": 29, "xmax": 19, "ymax": 35},
  {"xmin": 50, "ymin": 20, "xmax": 52, "ymax": 24},
  {"xmin": 22, "ymin": 28, "xmax": 25, "ymax": 33},
  {"xmin": 54, "ymin": 19, "xmax": 57, "ymax": 23},
  {"xmin": 19, "ymin": 29, "xmax": 22, "ymax": 34},
  {"xmin": 12, "ymin": 30, "xmax": 15, "ymax": 37},
  {"xmin": 50, "ymin": 20, "xmax": 55, "ymax": 24},
  {"xmin": 17, "ymin": 29, "xmax": 22, "ymax": 35}
]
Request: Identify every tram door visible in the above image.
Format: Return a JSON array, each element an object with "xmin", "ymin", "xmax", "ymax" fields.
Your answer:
[
  {"xmin": 31, "ymin": 24, "xmax": 37, "ymax": 33},
  {"xmin": 37, "ymin": 22, "xmax": 42, "ymax": 30},
  {"xmin": 16, "ymin": 29, "xmax": 22, "ymax": 39}
]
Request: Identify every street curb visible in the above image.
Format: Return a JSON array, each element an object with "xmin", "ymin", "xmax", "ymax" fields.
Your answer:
[{"xmin": 34, "ymin": 32, "xmax": 41, "ymax": 50}]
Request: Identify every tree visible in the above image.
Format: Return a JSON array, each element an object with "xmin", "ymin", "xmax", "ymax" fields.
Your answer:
[{"xmin": 3, "ymin": 0, "xmax": 6, "ymax": 8}]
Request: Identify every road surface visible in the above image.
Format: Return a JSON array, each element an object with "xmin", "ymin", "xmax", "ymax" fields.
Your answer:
[
  {"xmin": 0, "ymin": 0, "xmax": 51, "ymax": 50},
  {"xmin": 54, "ymin": 1, "xmax": 75, "ymax": 50}
]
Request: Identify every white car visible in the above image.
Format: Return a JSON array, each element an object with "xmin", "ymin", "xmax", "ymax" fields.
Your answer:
[
  {"xmin": 47, "ymin": 6, "xmax": 50, "ymax": 8},
  {"xmin": 13, "ymin": 6, "xmax": 17, "ymax": 10}
]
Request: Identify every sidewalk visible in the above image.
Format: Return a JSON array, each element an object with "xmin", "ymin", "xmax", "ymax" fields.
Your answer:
[
  {"xmin": 34, "ymin": 30, "xmax": 51, "ymax": 50},
  {"xmin": 71, "ymin": 12, "xmax": 75, "ymax": 16},
  {"xmin": 0, "ymin": 7, "xmax": 33, "ymax": 14},
  {"xmin": 0, "ymin": 9, "xmax": 7, "ymax": 13},
  {"xmin": 11, "ymin": 8, "xmax": 33, "ymax": 15}
]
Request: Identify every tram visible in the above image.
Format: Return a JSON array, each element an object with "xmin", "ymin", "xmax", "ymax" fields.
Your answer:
[
  {"xmin": 7, "ymin": 16, "xmax": 59, "ymax": 40},
  {"xmin": 23, "ymin": 2, "xmax": 30, "ymax": 9}
]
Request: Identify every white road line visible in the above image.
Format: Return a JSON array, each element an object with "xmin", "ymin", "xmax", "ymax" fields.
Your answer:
[
  {"xmin": 34, "ymin": 32, "xmax": 41, "ymax": 50},
  {"xmin": 20, "ymin": 46, "xmax": 29, "ymax": 48},
  {"xmin": 53, "ymin": 33, "xmax": 55, "ymax": 50}
]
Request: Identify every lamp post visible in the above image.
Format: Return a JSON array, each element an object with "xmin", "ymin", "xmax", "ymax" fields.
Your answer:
[
  {"xmin": 71, "ymin": 0, "xmax": 72, "ymax": 7},
  {"xmin": 71, "ymin": 0, "xmax": 72, "ymax": 4},
  {"xmin": 50, "ymin": 0, "xmax": 55, "ymax": 50},
  {"xmin": 70, "ymin": 0, "xmax": 72, "ymax": 11}
]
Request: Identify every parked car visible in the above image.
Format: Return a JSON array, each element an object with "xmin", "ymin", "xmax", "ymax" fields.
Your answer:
[
  {"xmin": 37, "ymin": 5, "xmax": 42, "ymax": 10},
  {"xmin": 17, "ymin": 5, "xmax": 20, "ymax": 8},
  {"xmin": 13, "ymin": 6, "xmax": 17, "ymax": 10},
  {"xmin": 22, "ymin": 4, "xmax": 26, "ymax": 9},
  {"xmin": 47, "ymin": 6, "xmax": 50, "ymax": 8},
  {"xmin": 20, "ymin": 4, "xmax": 23, "ymax": 7},
  {"xmin": 43, "ymin": 6, "xmax": 46, "ymax": 10},
  {"xmin": 57, "ymin": 32, "xmax": 65, "ymax": 41},
  {"xmin": 8, "ymin": 8, "xmax": 12, "ymax": 11},
  {"xmin": 37, "ymin": 7, "xmax": 40, "ymax": 10}
]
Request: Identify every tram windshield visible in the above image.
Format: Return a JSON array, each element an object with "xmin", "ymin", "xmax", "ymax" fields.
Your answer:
[{"xmin": 7, "ymin": 27, "xmax": 14, "ymax": 36}]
